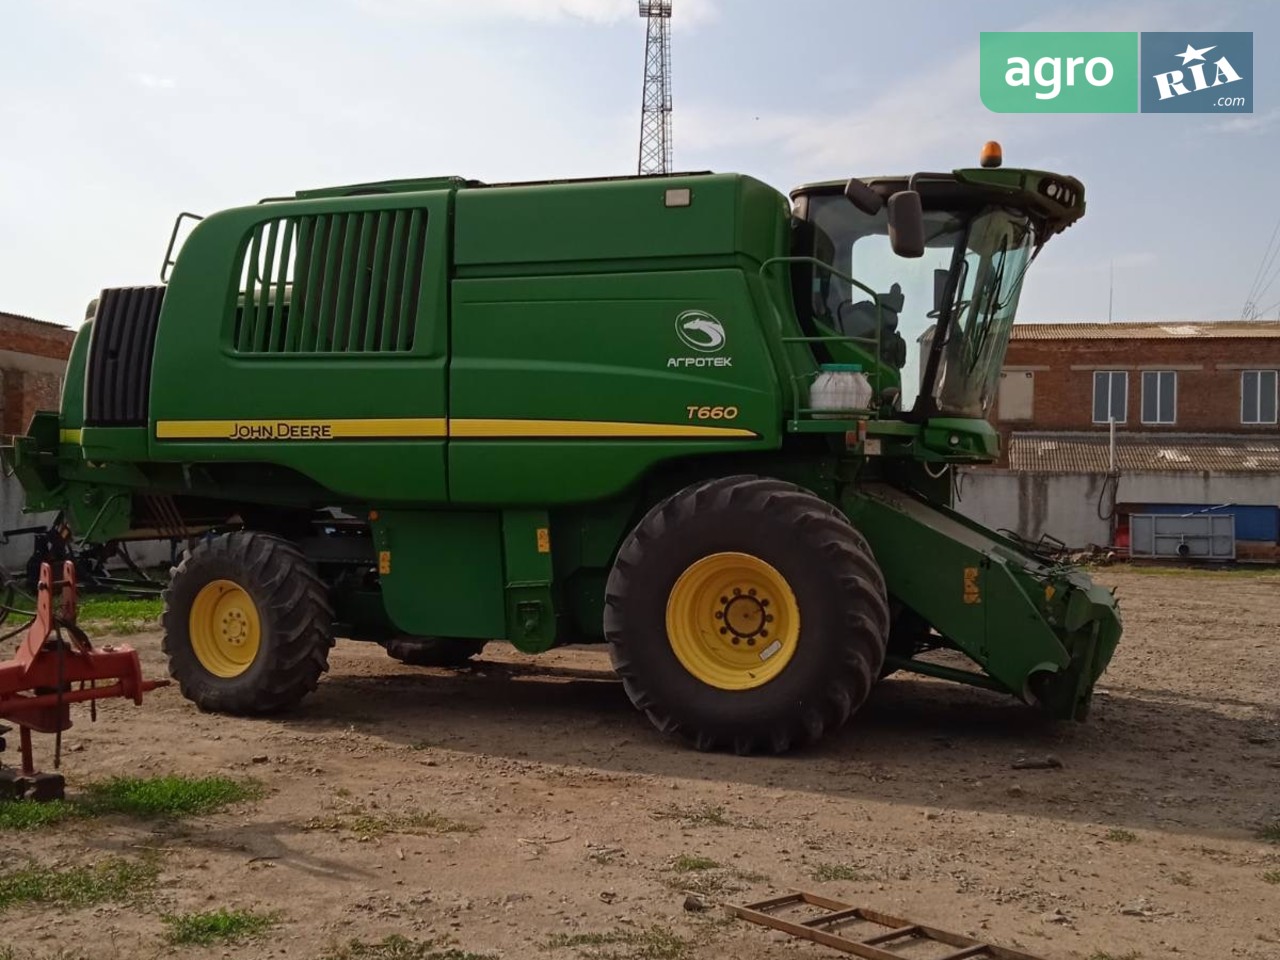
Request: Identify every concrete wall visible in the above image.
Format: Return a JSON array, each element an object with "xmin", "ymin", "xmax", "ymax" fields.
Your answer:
[
  {"xmin": 956, "ymin": 468, "xmax": 1280, "ymax": 548},
  {"xmin": 956, "ymin": 470, "xmax": 1110, "ymax": 547},
  {"xmin": 0, "ymin": 471, "xmax": 57, "ymax": 569}
]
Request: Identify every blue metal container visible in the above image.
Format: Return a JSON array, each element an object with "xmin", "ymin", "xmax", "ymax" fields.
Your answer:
[{"xmin": 1135, "ymin": 503, "xmax": 1279, "ymax": 542}]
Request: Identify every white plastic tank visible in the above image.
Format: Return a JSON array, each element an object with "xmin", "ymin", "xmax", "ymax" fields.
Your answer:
[{"xmin": 810, "ymin": 363, "xmax": 873, "ymax": 418}]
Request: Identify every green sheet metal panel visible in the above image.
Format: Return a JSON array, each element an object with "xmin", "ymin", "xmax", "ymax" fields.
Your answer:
[
  {"xmin": 147, "ymin": 190, "xmax": 454, "ymax": 504},
  {"xmin": 373, "ymin": 509, "xmax": 506, "ymax": 638},
  {"xmin": 447, "ymin": 269, "xmax": 782, "ymax": 504},
  {"xmin": 454, "ymin": 174, "xmax": 783, "ymax": 269}
]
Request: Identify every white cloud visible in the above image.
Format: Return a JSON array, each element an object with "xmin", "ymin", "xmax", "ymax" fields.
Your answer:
[
  {"xmin": 1210, "ymin": 109, "xmax": 1279, "ymax": 135},
  {"xmin": 134, "ymin": 72, "xmax": 176, "ymax": 90}
]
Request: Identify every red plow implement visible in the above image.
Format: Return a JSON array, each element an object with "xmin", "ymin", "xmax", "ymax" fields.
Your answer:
[{"xmin": 0, "ymin": 561, "xmax": 167, "ymax": 800}]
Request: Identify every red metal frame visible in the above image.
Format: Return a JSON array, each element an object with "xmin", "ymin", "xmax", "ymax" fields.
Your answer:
[{"xmin": 0, "ymin": 561, "xmax": 167, "ymax": 777}]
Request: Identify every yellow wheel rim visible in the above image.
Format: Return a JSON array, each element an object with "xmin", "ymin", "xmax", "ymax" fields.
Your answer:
[
  {"xmin": 665, "ymin": 551, "xmax": 800, "ymax": 691},
  {"xmin": 189, "ymin": 579, "xmax": 262, "ymax": 678}
]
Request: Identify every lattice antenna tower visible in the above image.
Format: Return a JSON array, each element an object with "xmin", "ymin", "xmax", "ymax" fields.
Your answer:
[{"xmin": 637, "ymin": 1, "xmax": 673, "ymax": 176}]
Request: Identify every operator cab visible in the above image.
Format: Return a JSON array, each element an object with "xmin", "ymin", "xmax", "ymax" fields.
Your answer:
[{"xmin": 789, "ymin": 144, "xmax": 1084, "ymax": 420}]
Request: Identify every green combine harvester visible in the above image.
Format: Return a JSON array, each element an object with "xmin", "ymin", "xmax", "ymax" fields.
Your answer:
[{"xmin": 4, "ymin": 142, "xmax": 1121, "ymax": 753}]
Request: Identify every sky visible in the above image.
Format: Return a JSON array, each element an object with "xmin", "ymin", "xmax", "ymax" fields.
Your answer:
[{"xmin": 1, "ymin": 0, "xmax": 1277, "ymax": 328}]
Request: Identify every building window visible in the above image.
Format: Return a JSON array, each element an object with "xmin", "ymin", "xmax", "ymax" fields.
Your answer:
[
  {"xmin": 1242, "ymin": 370, "xmax": 1278, "ymax": 424},
  {"xmin": 1141, "ymin": 370, "xmax": 1177, "ymax": 424},
  {"xmin": 1092, "ymin": 371, "xmax": 1127, "ymax": 423}
]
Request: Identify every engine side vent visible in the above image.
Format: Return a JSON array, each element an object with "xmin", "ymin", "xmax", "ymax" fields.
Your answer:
[
  {"xmin": 85, "ymin": 285, "xmax": 166, "ymax": 427},
  {"xmin": 231, "ymin": 210, "xmax": 429, "ymax": 355}
]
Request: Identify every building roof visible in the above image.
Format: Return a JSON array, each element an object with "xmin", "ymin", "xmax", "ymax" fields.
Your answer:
[
  {"xmin": 1011, "ymin": 321, "xmax": 1280, "ymax": 341},
  {"xmin": 1008, "ymin": 433, "xmax": 1280, "ymax": 474},
  {"xmin": 0, "ymin": 310, "xmax": 68, "ymax": 331}
]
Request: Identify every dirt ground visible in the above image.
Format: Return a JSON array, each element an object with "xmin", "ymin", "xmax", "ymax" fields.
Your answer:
[{"xmin": 2, "ymin": 567, "xmax": 1278, "ymax": 960}]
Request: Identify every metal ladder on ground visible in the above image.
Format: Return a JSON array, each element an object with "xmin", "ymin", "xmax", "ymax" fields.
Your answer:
[{"xmin": 729, "ymin": 891, "xmax": 1046, "ymax": 960}]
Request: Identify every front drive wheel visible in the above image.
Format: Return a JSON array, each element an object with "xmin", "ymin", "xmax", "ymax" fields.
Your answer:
[
  {"xmin": 605, "ymin": 476, "xmax": 890, "ymax": 754},
  {"xmin": 162, "ymin": 532, "xmax": 334, "ymax": 714}
]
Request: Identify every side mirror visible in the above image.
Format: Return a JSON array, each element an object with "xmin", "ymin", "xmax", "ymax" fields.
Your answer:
[
  {"xmin": 887, "ymin": 190, "xmax": 925, "ymax": 258},
  {"xmin": 843, "ymin": 178, "xmax": 884, "ymax": 215}
]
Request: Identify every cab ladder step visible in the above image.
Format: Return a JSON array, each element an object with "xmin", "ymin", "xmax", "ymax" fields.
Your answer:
[{"xmin": 727, "ymin": 891, "xmax": 1048, "ymax": 960}]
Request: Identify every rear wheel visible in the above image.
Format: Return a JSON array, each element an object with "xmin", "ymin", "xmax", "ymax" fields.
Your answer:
[
  {"xmin": 385, "ymin": 636, "xmax": 487, "ymax": 668},
  {"xmin": 605, "ymin": 476, "xmax": 889, "ymax": 754},
  {"xmin": 162, "ymin": 532, "xmax": 334, "ymax": 714}
]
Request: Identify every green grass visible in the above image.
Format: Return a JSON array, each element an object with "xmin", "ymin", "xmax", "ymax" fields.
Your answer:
[
  {"xmin": 0, "ymin": 856, "xmax": 158, "ymax": 911},
  {"xmin": 1105, "ymin": 828, "xmax": 1138, "ymax": 843},
  {"xmin": 163, "ymin": 908, "xmax": 278, "ymax": 945},
  {"xmin": 669, "ymin": 855, "xmax": 719, "ymax": 873},
  {"xmin": 305, "ymin": 808, "xmax": 479, "ymax": 837},
  {"xmin": 1262, "ymin": 870, "xmax": 1280, "ymax": 884},
  {"xmin": 545, "ymin": 927, "xmax": 689, "ymax": 960},
  {"xmin": 661, "ymin": 854, "xmax": 754, "ymax": 898},
  {"xmin": 810, "ymin": 863, "xmax": 868, "ymax": 883},
  {"xmin": 318, "ymin": 935, "xmax": 493, "ymax": 960},
  {"xmin": 7, "ymin": 593, "xmax": 163, "ymax": 633},
  {"xmin": 78, "ymin": 775, "xmax": 260, "ymax": 819},
  {"xmin": 0, "ymin": 775, "xmax": 259, "ymax": 831},
  {"xmin": 0, "ymin": 800, "xmax": 79, "ymax": 830},
  {"xmin": 77, "ymin": 594, "xmax": 163, "ymax": 626},
  {"xmin": 1257, "ymin": 822, "xmax": 1280, "ymax": 843}
]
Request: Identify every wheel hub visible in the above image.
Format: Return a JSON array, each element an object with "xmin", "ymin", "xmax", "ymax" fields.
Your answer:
[
  {"xmin": 189, "ymin": 580, "xmax": 262, "ymax": 678},
  {"xmin": 666, "ymin": 552, "xmax": 800, "ymax": 691},
  {"xmin": 718, "ymin": 589, "xmax": 774, "ymax": 644}
]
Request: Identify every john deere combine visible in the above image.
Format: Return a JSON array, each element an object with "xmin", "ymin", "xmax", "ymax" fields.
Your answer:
[{"xmin": 5, "ymin": 144, "xmax": 1121, "ymax": 753}]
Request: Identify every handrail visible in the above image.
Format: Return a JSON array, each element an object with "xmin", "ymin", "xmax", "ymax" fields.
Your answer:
[
  {"xmin": 758, "ymin": 256, "xmax": 885, "ymax": 428},
  {"xmin": 759, "ymin": 256, "xmax": 882, "ymax": 307},
  {"xmin": 160, "ymin": 212, "xmax": 205, "ymax": 283}
]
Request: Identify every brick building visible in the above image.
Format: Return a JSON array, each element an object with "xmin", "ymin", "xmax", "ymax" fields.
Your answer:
[
  {"xmin": 0, "ymin": 311, "xmax": 76, "ymax": 436},
  {"xmin": 994, "ymin": 321, "xmax": 1280, "ymax": 449},
  {"xmin": 957, "ymin": 321, "xmax": 1280, "ymax": 557}
]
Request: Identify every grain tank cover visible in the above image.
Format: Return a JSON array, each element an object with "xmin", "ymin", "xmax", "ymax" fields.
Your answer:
[{"xmin": 453, "ymin": 173, "xmax": 787, "ymax": 269}]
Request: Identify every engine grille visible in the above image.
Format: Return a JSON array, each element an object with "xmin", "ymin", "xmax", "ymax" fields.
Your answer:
[{"xmin": 85, "ymin": 286, "xmax": 166, "ymax": 426}]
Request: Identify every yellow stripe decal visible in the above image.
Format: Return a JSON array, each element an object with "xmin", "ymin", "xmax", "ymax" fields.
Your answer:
[
  {"xmin": 154, "ymin": 418, "xmax": 756, "ymax": 441},
  {"xmin": 449, "ymin": 419, "xmax": 757, "ymax": 439},
  {"xmin": 59, "ymin": 428, "xmax": 83, "ymax": 444},
  {"xmin": 155, "ymin": 418, "xmax": 448, "ymax": 440}
]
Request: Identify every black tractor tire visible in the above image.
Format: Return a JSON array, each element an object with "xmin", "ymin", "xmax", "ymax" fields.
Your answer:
[
  {"xmin": 162, "ymin": 531, "xmax": 334, "ymax": 714},
  {"xmin": 385, "ymin": 636, "xmax": 487, "ymax": 668},
  {"xmin": 605, "ymin": 475, "xmax": 890, "ymax": 754}
]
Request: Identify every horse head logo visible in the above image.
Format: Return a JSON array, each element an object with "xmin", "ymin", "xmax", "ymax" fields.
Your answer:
[{"xmin": 675, "ymin": 311, "xmax": 727, "ymax": 353}]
